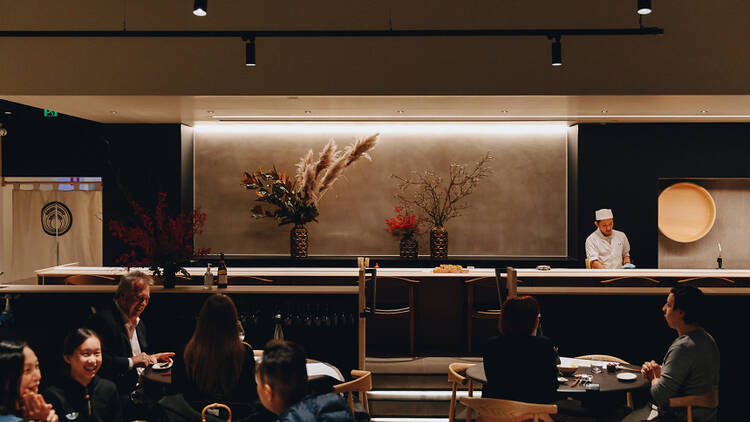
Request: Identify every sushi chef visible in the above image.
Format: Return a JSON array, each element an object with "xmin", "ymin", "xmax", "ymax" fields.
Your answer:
[{"xmin": 585, "ymin": 208, "xmax": 633, "ymax": 269}]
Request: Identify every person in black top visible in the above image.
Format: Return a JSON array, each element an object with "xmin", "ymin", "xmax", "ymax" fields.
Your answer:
[
  {"xmin": 43, "ymin": 328, "xmax": 122, "ymax": 422},
  {"xmin": 168, "ymin": 294, "xmax": 272, "ymax": 421},
  {"xmin": 482, "ymin": 295, "xmax": 559, "ymax": 405}
]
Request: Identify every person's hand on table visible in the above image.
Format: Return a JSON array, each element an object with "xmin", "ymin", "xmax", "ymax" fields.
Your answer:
[
  {"xmin": 132, "ymin": 352, "xmax": 157, "ymax": 368},
  {"xmin": 641, "ymin": 360, "xmax": 661, "ymax": 381},
  {"xmin": 151, "ymin": 352, "xmax": 175, "ymax": 362},
  {"xmin": 22, "ymin": 391, "xmax": 59, "ymax": 422}
]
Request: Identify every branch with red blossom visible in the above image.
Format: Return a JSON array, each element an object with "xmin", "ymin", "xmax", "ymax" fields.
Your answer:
[
  {"xmin": 108, "ymin": 192, "xmax": 210, "ymax": 277},
  {"xmin": 385, "ymin": 206, "xmax": 419, "ymax": 240}
]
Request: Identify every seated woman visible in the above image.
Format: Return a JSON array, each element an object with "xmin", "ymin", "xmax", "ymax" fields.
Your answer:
[
  {"xmin": 0, "ymin": 340, "xmax": 59, "ymax": 422},
  {"xmin": 43, "ymin": 328, "xmax": 122, "ymax": 422},
  {"xmin": 483, "ymin": 296, "xmax": 559, "ymax": 405},
  {"xmin": 169, "ymin": 293, "xmax": 271, "ymax": 420}
]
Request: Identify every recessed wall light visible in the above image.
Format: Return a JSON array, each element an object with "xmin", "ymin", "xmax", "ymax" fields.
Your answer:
[
  {"xmin": 700, "ymin": 110, "xmax": 708, "ymax": 114},
  {"xmin": 110, "ymin": 111, "xmax": 118, "ymax": 115},
  {"xmin": 500, "ymin": 110, "xmax": 509, "ymax": 114},
  {"xmin": 601, "ymin": 109, "xmax": 608, "ymax": 114},
  {"xmin": 304, "ymin": 110, "xmax": 312, "ymax": 114},
  {"xmin": 396, "ymin": 110, "xmax": 405, "ymax": 114},
  {"xmin": 207, "ymin": 110, "xmax": 215, "ymax": 115}
]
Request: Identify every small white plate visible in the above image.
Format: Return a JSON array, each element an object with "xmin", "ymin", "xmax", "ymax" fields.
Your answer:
[
  {"xmin": 557, "ymin": 377, "xmax": 568, "ymax": 383},
  {"xmin": 617, "ymin": 372, "xmax": 637, "ymax": 382},
  {"xmin": 152, "ymin": 360, "xmax": 173, "ymax": 371}
]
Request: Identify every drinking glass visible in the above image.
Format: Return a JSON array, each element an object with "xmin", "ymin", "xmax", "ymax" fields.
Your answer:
[
  {"xmin": 590, "ymin": 363, "xmax": 603, "ymax": 374},
  {"xmin": 237, "ymin": 320, "xmax": 246, "ymax": 342}
]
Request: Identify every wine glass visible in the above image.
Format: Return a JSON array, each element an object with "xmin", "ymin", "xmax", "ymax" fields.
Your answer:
[{"xmin": 237, "ymin": 320, "xmax": 246, "ymax": 342}]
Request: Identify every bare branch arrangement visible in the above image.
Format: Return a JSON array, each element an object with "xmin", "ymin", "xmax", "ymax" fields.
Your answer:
[{"xmin": 393, "ymin": 152, "xmax": 494, "ymax": 227}]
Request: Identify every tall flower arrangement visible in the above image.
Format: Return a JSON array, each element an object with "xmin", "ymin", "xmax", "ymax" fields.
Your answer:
[
  {"xmin": 108, "ymin": 192, "xmax": 210, "ymax": 279},
  {"xmin": 243, "ymin": 133, "xmax": 378, "ymax": 258}
]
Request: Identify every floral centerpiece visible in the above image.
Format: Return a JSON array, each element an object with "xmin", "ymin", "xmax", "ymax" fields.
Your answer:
[
  {"xmin": 243, "ymin": 133, "xmax": 379, "ymax": 258},
  {"xmin": 108, "ymin": 192, "xmax": 210, "ymax": 287},
  {"xmin": 393, "ymin": 152, "xmax": 493, "ymax": 259},
  {"xmin": 385, "ymin": 206, "xmax": 419, "ymax": 259}
]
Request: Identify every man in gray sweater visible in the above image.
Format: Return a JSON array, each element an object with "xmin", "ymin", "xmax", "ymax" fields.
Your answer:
[{"xmin": 624, "ymin": 285, "xmax": 719, "ymax": 422}]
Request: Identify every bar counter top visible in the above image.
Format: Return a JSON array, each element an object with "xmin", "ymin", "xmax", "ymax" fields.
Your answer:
[{"xmin": 23, "ymin": 265, "xmax": 750, "ymax": 295}]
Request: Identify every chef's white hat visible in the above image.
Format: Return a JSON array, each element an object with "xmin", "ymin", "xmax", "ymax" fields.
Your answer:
[{"xmin": 595, "ymin": 208, "xmax": 614, "ymax": 220}]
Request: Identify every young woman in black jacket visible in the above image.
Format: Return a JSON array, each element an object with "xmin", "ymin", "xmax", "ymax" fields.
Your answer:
[{"xmin": 44, "ymin": 328, "xmax": 122, "ymax": 422}]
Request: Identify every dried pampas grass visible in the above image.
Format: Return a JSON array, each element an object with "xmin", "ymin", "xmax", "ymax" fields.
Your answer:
[{"xmin": 296, "ymin": 133, "xmax": 379, "ymax": 204}]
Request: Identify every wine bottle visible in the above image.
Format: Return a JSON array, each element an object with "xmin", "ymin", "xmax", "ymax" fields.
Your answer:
[{"xmin": 217, "ymin": 253, "xmax": 228, "ymax": 289}]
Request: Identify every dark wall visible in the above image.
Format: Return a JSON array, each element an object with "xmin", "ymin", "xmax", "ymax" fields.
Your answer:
[
  {"xmin": 0, "ymin": 100, "xmax": 183, "ymax": 265},
  {"xmin": 578, "ymin": 123, "xmax": 750, "ymax": 268}
]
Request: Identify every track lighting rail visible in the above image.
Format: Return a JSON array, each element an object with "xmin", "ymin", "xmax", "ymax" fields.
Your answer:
[{"xmin": 0, "ymin": 27, "xmax": 663, "ymax": 38}]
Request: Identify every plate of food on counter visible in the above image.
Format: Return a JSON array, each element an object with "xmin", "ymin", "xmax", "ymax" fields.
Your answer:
[{"xmin": 433, "ymin": 264, "xmax": 470, "ymax": 273}]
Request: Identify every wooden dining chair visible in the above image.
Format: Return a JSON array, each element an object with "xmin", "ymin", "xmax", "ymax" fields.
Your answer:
[
  {"xmin": 63, "ymin": 274, "xmax": 117, "ymax": 285},
  {"xmin": 365, "ymin": 272, "xmax": 420, "ymax": 356},
  {"xmin": 460, "ymin": 397, "xmax": 557, "ymax": 422},
  {"xmin": 465, "ymin": 276, "xmax": 501, "ymax": 353},
  {"xmin": 333, "ymin": 370, "xmax": 372, "ymax": 418},
  {"xmin": 448, "ymin": 362, "xmax": 475, "ymax": 422},
  {"xmin": 669, "ymin": 389, "xmax": 718, "ymax": 422},
  {"xmin": 201, "ymin": 402, "xmax": 232, "ymax": 421},
  {"xmin": 574, "ymin": 354, "xmax": 633, "ymax": 409}
]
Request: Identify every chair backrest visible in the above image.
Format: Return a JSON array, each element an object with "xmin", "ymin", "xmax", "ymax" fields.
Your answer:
[
  {"xmin": 448, "ymin": 362, "xmax": 474, "ymax": 385},
  {"xmin": 64, "ymin": 274, "xmax": 117, "ymax": 285},
  {"xmin": 465, "ymin": 277, "xmax": 502, "ymax": 314},
  {"xmin": 365, "ymin": 270, "xmax": 420, "ymax": 314},
  {"xmin": 448, "ymin": 363, "xmax": 475, "ymax": 422},
  {"xmin": 599, "ymin": 276, "xmax": 660, "ymax": 287},
  {"xmin": 460, "ymin": 397, "xmax": 557, "ymax": 421},
  {"xmin": 585, "ymin": 258, "xmax": 591, "ymax": 269},
  {"xmin": 201, "ymin": 403, "xmax": 232, "ymax": 422},
  {"xmin": 575, "ymin": 354, "xmax": 629, "ymax": 365},
  {"xmin": 333, "ymin": 370, "xmax": 372, "ymax": 417},
  {"xmin": 669, "ymin": 390, "xmax": 718, "ymax": 422}
]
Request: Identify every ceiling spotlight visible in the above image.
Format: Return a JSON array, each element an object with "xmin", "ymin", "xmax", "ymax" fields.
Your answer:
[
  {"xmin": 193, "ymin": 0, "xmax": 207, "ymax": 16},
  {"xmin": 245, "ymin": 37, "xmax": 256, "ymax": 67},
  {"xmin": 550, "ymin": 36, "xmax": 562, "ymax": 67},
  {"xmin": 637, "ymin": 0, "xmax": 652, "ymax": 15}
]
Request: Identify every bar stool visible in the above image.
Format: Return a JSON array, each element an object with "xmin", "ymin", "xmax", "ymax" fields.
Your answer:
[{"xmin": 363, "ymin": 270, "xmax": 420, "ymax": 356}]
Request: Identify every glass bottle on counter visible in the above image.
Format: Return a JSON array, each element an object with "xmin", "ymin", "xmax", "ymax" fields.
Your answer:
[
  {"xmin": 217, "ymin": 253, "xmax": 228, "ymax": 289},
  {"xmin": 203, "ymin": 263, "xmax": 213, "ymax": 289}
]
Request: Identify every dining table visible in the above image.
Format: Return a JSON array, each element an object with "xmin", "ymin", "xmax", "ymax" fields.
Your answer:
[
  {"xmin": 143, "ymin": 358, "xmax": 345, "ymax": 386},
  {"xmin": 465, "ymin": 356, "xmax": 649, "ymax": 395}
]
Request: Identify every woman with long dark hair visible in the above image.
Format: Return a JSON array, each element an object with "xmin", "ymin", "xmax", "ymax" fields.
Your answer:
[
  {"xmin": 0, "ymin": 340, "xmax": 58, "ymax": 422},
  {"xmin": 482, "ymin": 296, "xmax": 559, "ymax": 405},
  {"xmin": 43, "ymin": 328, "xmax": 122, "ymax": 422},
  {"xmin": 177, "ymin": 294, "xmax": 258, "ymax": 403}
]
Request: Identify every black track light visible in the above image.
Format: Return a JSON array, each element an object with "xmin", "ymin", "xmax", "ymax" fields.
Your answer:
[
  {"xmin": 193, "ymin": 0, "xmax": 207, "ymax": 16},
  {"xmin": 551, "ymin": 37, "xmax": 562, "ymax": 67},
  {"xmin": 245, "ymin": 37, "xmax": 256, "ymax": 67},
  {"xmin": 637, "ymin": 0, "xmax": 652, "ymax": 15}
]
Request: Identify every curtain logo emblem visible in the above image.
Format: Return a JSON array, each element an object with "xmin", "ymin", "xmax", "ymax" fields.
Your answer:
[{"xmin": 41, "ymin": 201, "xmax": 73, "ymax": 236}]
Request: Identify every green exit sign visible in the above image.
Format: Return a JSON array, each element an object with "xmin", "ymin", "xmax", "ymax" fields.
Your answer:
[{"xmin": 43, "ymin": 109, "xmax": 58, "ymax": 117}]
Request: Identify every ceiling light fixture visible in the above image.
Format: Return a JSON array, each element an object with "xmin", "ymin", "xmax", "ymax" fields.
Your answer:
[
  {"xmin": 637, "ymin": 0, "xmax": 652, "ymax": 15},
  {"xmin": 550, "ymin": 36, "xmax": 562, "ymax": 67},
  {"xmin": 244, "ymin": 36, "xmax": 256, "ymax": 67},
  {"xmin": 0, "ymin": 26, "xmax": 663, "ymax": 68},
  {"xmin": 193, "ymin": 0, "xmax": 207, "ymax": 16}
]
